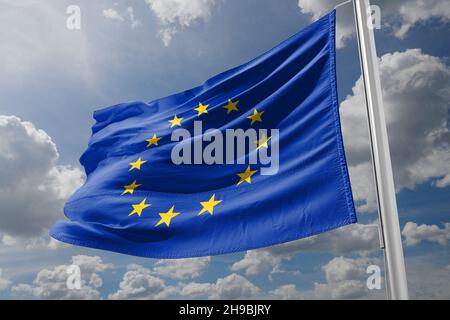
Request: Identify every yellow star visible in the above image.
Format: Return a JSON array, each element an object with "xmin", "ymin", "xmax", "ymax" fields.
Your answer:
[
  {"xmin": 168, "ymin": 115, "xmax": 183, "ymax": 128},
  {"xmin": 121, "ymin": 180, "xmax": 142, "ymax": 195},
  {"xmin": 129, "ymin": 198, "xmax": 151, "ymax": 217},
  {"xmin": 247, "ymin": 108, "xmax": 264, "ymax": 125},
  {"xmin": 237, "ymin": 165, "xmax": 258, "ymax": 186},
  {"xmin": 129, "ymin": 157, "xmax": 147, "ymax": 171},
  {"xmin": 198, "ymin": 194, "xmax": 222, "ymax": 216},
  {"xmin": 155, "ymin": 206, "xmax": 180, "ymax": 227},
  {"xmin": 255, "ymin": 134, "xmax": 272, "ymax": 150},
  {"xmin": 223, "ymin": 99, "xmax": 239, "ymax": 114},
  {"xmin": 194, "ymin": 102, "xmax": 209, "ymax": 116},
  {"xmin": 146, "ymin": 134, "xmax": 161, "ymax": 147}
]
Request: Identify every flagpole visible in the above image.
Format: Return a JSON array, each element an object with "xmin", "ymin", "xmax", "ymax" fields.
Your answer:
[{"xmin": 351, "ymin": 0, "xmax": 409, "ymax": 299}]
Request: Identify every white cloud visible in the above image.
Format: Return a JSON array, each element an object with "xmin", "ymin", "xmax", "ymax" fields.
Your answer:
[
  {"xmin": 180, "ymin": 273, "xmax": 260, "ymax": 299},
  {"xmin": 127, "ymin": 7, "xmax": 142, "ymax": 29},
  {"xmin": 405, "ymin": 254, "xmax": 450, "ymax": 299},
  {"xmin": 180, "ymin": 281, "xmax": 214, "ymax": 297},
  {"xmin": 392, "ymin": 0, "xmax": 450, "ymax": 38},
  {"xmin": 47, "ymin": 238, "xmax": 69, "ymax": 250},
  {"xmin": 269, "ymin": 284, "xmax": 304, "ymax": 300},
  {"xmin": 245, "ymin": 256, "xmax": 385, "ymax": 299},
  {"xmin": 231, "ymin": 223, "xmax": 379, "ymax": 276},
  {"xmin": 158, "ymin": 27, "xmax": 178, "ymax": 47},
  {"xmin": 145, "ymin": 0, "xmax": 216, "ymax": 46},
  {"xmin": 322, "ymin": 256, "xmax": 369, "ymax": 283},
  {"xmin": 402, "ymin": 222, "xmax": 450, "ymax": 246},
  {"xmin": 297, "ymin": 0, "xmax": 450, "ymax": 48},
  {"xmin": 0, "ymin": 116, "xmax": 84, "ymax": 238},
  {"xmin": 297, "ymin": 0, "xmax": 354, "ymax": 48},
  {"xmin": 1, "ymin": 234, "xmax": 17, "ymax": 246},
  {"xmin": 108, "ymin": 264, "xmax": 177, "ymax": 300},
  {"xmin": 0, "ymin": 269, "xmax": 12, "ymax": 292},
  {"xmin": 0, "ymin": 233, "xmax": 69, "ymax": 251},
  {"xmin": 435, "ymin": 174, "xmax": 450, "ymax": 188},
  {"xmin": 71, "ymin": 255, "xmax": 112, "ymax": 274},
  {"xmin": 341, "ymin": 49, "xmax": 450, "ymax": 212},
  {"xmin": 12, "ymin": 255, "xmax": 112, "ymax": 299},
  {"xmin": 231, "ymin": 251, "xmax": 286, "ymax": 276},
  {"xmin": 108, "ymin": 258, "xmax": 212, "ymax": 299},
  {"xmin": 313, "ymin": 256, "xmax": 382, "ymax": 299},
  {"xmin": 146, "ymin": 0, "xmax": 216, "ymax": 26},
  {"xmin": 314, "ymin": 279, "xmax": 368, "ymax": 299},
  {"xmin": 102, "ymin": 7, "xmax": 141, "ymax": 28},
  {"xmin": 152, "ymin": 257, "xmax": 211, "ymax": 280},
  {"xmin": 103, "ymin": 8, "xmax": 124, "ymax": 21},
  {"xmin": 270, "ymin": 222, "xmax": 380, "ymax": 254}
]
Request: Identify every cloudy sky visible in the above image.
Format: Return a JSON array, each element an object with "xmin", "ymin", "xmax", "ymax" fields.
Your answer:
[{"xmin": 0, "ymin": 0, "xmax": 449, "ymax": 300}]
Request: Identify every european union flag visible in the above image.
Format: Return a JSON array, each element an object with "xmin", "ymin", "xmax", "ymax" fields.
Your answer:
[{"xmin": 50, "ymin": 10, "xmax": 356, "ymax": 258}]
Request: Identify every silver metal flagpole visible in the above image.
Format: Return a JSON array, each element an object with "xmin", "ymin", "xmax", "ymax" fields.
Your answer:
[{"xmin": 352, "ymin": 0, "xmax": 409, "ymax": 300}]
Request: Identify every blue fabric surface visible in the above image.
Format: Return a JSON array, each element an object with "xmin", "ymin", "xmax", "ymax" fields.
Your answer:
[{"xmin": 50, "ymin": 10, "xmax": 357, "ymax": 258}]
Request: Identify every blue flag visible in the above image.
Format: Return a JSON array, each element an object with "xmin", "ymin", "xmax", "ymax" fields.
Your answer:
[{"xmin": 50, "ymin": 10, "xmax": 356, "ymax": 258}]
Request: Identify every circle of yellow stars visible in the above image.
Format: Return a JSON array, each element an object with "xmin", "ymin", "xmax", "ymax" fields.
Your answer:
[{"xmin": 120, "ymin": 98, "xmax": 272, "ymax": 228}]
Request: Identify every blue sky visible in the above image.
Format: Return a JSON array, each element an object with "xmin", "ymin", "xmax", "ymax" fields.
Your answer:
[{"xmin": 0, "ymin": 0, "xmax": 449, "ymax": 299}]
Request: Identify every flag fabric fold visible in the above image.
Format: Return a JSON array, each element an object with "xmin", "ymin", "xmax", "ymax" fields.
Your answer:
[{"xmin": 50, "ymin": 10, "xmax": 357, "ymax": 258}]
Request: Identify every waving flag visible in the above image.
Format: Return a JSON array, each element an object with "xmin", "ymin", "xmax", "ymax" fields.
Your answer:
[{"xmin": 50, "ymin": 10, "xmax": 356, "ymax": 258}]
